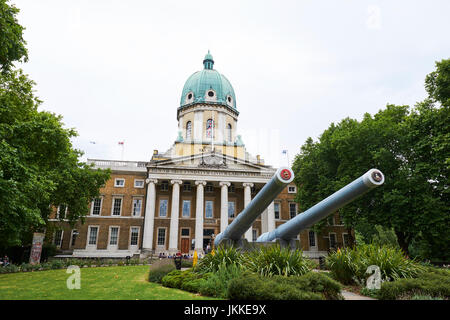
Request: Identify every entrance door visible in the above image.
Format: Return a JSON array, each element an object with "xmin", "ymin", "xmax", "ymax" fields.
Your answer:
[{"xmin": 181, "ymin": 238, "xmax": 190, "ymax": 254}]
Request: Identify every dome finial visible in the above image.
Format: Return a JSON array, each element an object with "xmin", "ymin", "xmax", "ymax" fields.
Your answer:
[{"xmin": 203, "ymin": 50, "xmax": 214, "ymax": 70}]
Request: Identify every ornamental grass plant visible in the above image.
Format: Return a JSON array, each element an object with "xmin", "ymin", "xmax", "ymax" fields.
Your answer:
[
  {"xmin": 244, "ymin": 245, "xmax": 314, "ymax": 277},
  {"xmin": 194, "ymin": 246, "xmax": 243, "ymax": 274},
  {"xmin": 326, "ymin": 244, "xmax": 426, "ymax": 285}
]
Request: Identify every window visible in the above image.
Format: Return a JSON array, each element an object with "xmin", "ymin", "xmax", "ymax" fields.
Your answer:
[
  {"xmin": 54, "ymin": 230, "xmax": 63, "ymax": 247},
  {"xmin": 227, "ymin": 123, "xmax": 232, "ymax": 142},
  {"xmin": 186, "ymin": 121, "xmax": 192, "ymax": 140},
  {"xmin": 109, "ymin": 227, "xmax": 119, "ymax": 246},
  {"xmin": 160, "ymin": 181, "xmax": 168, "ymax": 191},
  {"xmin": 159, "ymin": 199, "xmax": 168, "ymax": 217},
  {"xmin": 134, "ymin": 179, "xmax": 144, "ymax": 188},
  {"xmin": 289, "ymin": 203, "xmax": 297, "ymax": 219},
  {"xmin": 327, "ymin": 215, "xmax": 335, "ymax": 226},
  {"xmin": 288, "ymin": 185, "xmax": 296, "ymax": 193},
  {"xmin": 228, "ymin": 201, "xmax": 235, "ymax": 218},
  {"xmin": 130, "ymin": 227, "xmax": 139, "ymax": 246},
  {"xmin": 342, "ymin": 233, "xmax": 349, "ymax": 247},
  {"xmin": 88, "ymin": 227, "xmax": 98, "ymax": 246},
  {"xmin": 183, "ymin": 182, "xmax": 191, "ymax": 192},
  {"xmin": 252, "ymin": 229, "xmax": 258, "ymax": 242},
  {"xmin": 114, "ymin": 178, "xmax": 125, "ymax": 187},
  {"xmin": 181, "ymin": 228, "xmax": 190, "ymax": 237},
  {"xmin": 205, "ymin": 183, "xmax": 214, "ymax": 193},
  {"xmin": 157, "ymin": 228, "xmax": 166, "ymax": 246},
  {"xmin": 91, "ymin": 198, "xmax": 102, "ymax": 215},
  {"xmin": 57, "ymin": 204, "xmax": 67, "ymax": 219},
  {"xmin": 274, "ymin": 202, "xmax": 280, "ymax": 219},
  {"xmin": 329, "ymin": 233, "xmax": 337, "ymax": 249},
  {"xmin": 182, "ymin": 200, "xmax": 191, "ymax": 217},
  {"xmin": 112, "ymin": 198, "xmax": 122, "ymax": 216},
  {"xmin": 229, "ymin": 183, "xmax": 235, "ymax": 193},
  {"xmin": 132, "ymin": 198, "xmax": 142, "ymax": 216},
  {"xmin": 206, "ymin": 119, "xmax": 214, "ymax": 138},
  {"xmin": 308, "ymin": 231, "xmax": 316, "ymax": 247},
  {"xmin": 71, "ymin": 230, "xmax": 78, "ymax": 247},
  {"xmin": 205, "ymin": 200, "xmax": 213, "ymax": 218}
]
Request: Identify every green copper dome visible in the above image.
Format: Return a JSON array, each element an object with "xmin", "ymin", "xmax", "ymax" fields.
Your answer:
[{"xmin": 180, "ymin": 51, "xmax": 237, "ymax": 110}]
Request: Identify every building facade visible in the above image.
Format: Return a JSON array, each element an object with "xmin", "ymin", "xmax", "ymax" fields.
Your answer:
[{"xmin": 47, "ymin": 52, "xmax": 351, "ymax": 258}]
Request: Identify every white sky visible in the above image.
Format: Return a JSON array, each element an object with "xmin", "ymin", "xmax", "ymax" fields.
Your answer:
[{"xmin": 13, "ymin": 0, "xmax": 450, "ymax": 168}]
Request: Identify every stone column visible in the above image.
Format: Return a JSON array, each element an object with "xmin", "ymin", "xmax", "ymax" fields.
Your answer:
[
  {"xmin": 195, "ymin": 180, "xmax": 207, "ymax": 253},
  {"xmin": 242, "ymin": 182, "xmax": 254, "ymax": 241},
  {"xmin": 219, "ymin": 181, "xmax": 231, "ymax": 233},
  {"xmin": 261, "ymin": 208, "xmax": 269, "ymax": 234},
  {"xmin": 142, "ymin": 179, "xmax": 158, "ymax": 252},
  {"xmin": 168, "ymin": 180, "xmax": 182, "ymax": 253},
  {"xmin": 267, "ymin": 201, "xmax": 276, "ymax": 233}
]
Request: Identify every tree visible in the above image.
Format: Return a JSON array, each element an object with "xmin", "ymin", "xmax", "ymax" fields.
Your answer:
[
  {"xmin": 292, "ymin": 59, "xmax": 450, "ymax": 260},
  {"xmin": 0, "ymin": 0, "xmax": 28, "ymax": 73},
  {"xmin": 0, "ymin": 69, "xmax": 111, "ymax": 248},
  {"xmin": 0, "ymin": 1, "xmax": 110, "ymax": 248}
]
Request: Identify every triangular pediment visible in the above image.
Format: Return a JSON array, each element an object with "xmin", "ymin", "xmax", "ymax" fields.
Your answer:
[{"xmin": 149, "ymin": 151, "xmax": 272, "ymax": 172}]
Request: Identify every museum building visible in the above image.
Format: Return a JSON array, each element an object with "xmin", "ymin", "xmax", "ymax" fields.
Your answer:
[{"xmin": 47, "ymin": 52, "xmax": 350, "ymax": 258}]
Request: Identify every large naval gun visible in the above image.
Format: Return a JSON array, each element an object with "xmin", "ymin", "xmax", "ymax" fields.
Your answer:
[
  {"xmin": 214, "ymin": 167, "xmax": 385, "ymax": 249},
  {"xmin": 257, "ymin": 168, "xmax": 385, "ymax": 247},
  {"xmin": 214, "ymin": 166, "xmax": 295, "ymax": 247}
]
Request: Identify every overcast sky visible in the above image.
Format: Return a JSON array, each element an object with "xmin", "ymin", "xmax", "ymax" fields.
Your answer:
[{"xmin": 13, "ymin": 0, "xmax": 450, "ymax": 168}]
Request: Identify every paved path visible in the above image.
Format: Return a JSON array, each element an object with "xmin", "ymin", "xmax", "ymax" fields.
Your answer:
[{"xmin": 341, "ymin": 290, "xmax": 376, "ymax": 300}]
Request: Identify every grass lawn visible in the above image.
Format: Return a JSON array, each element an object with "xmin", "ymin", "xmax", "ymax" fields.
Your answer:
[{"xmin": 0, "ymin": 265, "xmax": 218, "ymax": 300}]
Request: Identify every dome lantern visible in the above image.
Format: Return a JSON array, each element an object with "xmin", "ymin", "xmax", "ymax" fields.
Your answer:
[{"xmin": 203, "ymin": 50, "xmax": 214, "ymax": 70}]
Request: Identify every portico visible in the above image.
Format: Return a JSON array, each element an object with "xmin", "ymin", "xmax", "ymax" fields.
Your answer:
[{"xmin": 141, "ymin": 151, "xmax": 277, "ymax": 254}]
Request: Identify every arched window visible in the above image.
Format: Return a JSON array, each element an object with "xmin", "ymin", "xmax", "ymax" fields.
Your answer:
[
  {"xmin": 206, "ymin": 119, "xmax": 214, "ymax": 138},
  {"xmin": 227, "ymin": 123, "xmax": 232, "ymax": 142},
  {"xmin": 186, "ymin": 121, "xmax": 192, "ymax": 140}
]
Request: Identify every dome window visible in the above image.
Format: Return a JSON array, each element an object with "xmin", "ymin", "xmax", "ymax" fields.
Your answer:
[
  {"xmin": 205, "ymin": 89, "xmax": 217, "ymax": 102},
  {"xmin": 226, "ymin": 95, "xmax": 233, "ymax": 107},
  {"xmin": 185, "ymin": 91, "xmax": 194, "ymax": 104}
]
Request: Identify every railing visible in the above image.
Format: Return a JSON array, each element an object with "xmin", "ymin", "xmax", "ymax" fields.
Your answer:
[{"xmin": 87, "ymin": 159, "xmax": 147, "ymax": 168}]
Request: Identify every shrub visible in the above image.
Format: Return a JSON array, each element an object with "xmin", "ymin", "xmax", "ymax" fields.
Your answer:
[
  {"xmin": 269, "ymin": 272, "xmax": 343, "ymax": 300},
  {"xmin": 0, "ymin": 264, "xmax": 19, "ymax": 273},
  {"xmin": 244, "ymin": 245, "xmax": 313, "ymax": 277},
  {"xmin": 326, "ymin": 244, "xmax": 426, "ymax": 285},
  {"xmin": 227, "ymin": 271, "xmax": 324, "ymax": 300},
  {"xmin": 195, "ymin": 246, "xmax": 243, "ymax": 274},
  {"xmin": 49, "ymin": 259, "xmax": 65, "ymax": 269},
  {"xmin": 148, "ymin": 262, "xmax": 176, "ymax": 283},
  {"xmin": 377, "ymin": 270, "xmax": 450, "ymax": 300},
  {"xmin": 197, "ymin": 263, "xmax": 244, "ymax": 298}
]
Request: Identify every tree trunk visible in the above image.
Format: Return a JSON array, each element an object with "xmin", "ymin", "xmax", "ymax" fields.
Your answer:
[{"xmin": 395, "ymin": 230, "xmax": 410, "ymax": 257}]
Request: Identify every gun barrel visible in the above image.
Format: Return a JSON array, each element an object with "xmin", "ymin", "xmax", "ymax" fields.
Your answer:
[
  {"xmin": 257, "ymin": 168, "xmax": 385, "ymax": 242},
  {"xmin": 214, "ymin": 166, "xmax": 294, "ymax": 247}
]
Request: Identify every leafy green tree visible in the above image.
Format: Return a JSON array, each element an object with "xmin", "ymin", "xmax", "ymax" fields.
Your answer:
[
  {"xmin": 0, "ymin": 0, "xmax": 28, "ymax": 73},
  {"xmin": 0, "ymin": 69, "xmax": 110, "ymax": 248},
  {"xmin": 293, "ymin": 59, "xmax": 450, "ymax": 260}
]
